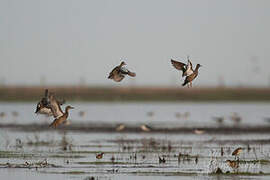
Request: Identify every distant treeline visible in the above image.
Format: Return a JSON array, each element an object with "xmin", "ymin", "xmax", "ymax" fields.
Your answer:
[{"xmin": 0, "ymin": 86, "xmax": 270, "ymax": 102}]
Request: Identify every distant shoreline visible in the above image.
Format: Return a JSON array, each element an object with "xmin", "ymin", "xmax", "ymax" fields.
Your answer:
[{"xmin": 0, "ymin": 86, "xmax": 270, "ymax": 102}]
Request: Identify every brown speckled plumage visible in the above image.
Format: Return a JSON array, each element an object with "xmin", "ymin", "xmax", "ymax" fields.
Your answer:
[{"xmin": 108, "ymin": 61, "xmax": 136, "ymax": 82}]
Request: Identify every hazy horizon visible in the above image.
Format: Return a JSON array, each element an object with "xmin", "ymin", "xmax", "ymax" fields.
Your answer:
[{"xmin": 1, "ymin": 0, "xmax": 270, "ymax": 87}]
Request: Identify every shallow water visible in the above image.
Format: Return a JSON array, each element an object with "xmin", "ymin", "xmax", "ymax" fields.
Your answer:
[{"xmin": 1, "ymin": 102, "xmax": 270, "ymax": 180}]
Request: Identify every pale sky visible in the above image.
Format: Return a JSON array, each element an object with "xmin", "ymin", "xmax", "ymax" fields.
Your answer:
[{"xmin": 1, "ymin": 0, "xmax": 270, "ymax": 86}]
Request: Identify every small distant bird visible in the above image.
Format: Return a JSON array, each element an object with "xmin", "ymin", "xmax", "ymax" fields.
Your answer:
[
  {"xmin": 230, "ymin": 112, "xmax": 242, "ymax": 125},
  {"xmin": 96, "ymin": 152, "xmax": 104, "ymax": 159},
  {"xmin": 110, "ymin": 155, "xmax": 115, "ymax": 162},
  {"xmin": 182, "ymin": 64, "xmax": 202, "ymax": 87},
  {"xmin": 232, "ymin": 147, "xmax": 243, "ymax": 159},
  {"xmin": 221, "ymin": 147, "xmax": 224, "ymax": 157},
  {"xmin": 141, "ymin": 124, "xmax": 152, "ymax": 132},
  {"xmin": 195, "ymin": 156, "xmax": 198, "ymax": 164},
  {"xmin": 146, "ymin": 111, "xmax": 154, "ymax": 117},
  {"xmin": 212, "ymin": 116, "xmax": 224, "ymax": 125},
  {"xmin": 247, "ymin": 144, "xmax": 251, "ymax": 153},
  {"xmin": 116, "ymin": 124, "xmax": 125, "ymax": 131},
  {"xmin": 0, "ymin": 112, "xmax": 6, "ymax": 118},
  {"xmin": 171, "ymin": 56, "xmax": 194, "ymax": 77},
  {"xmin": 11, "ymin": 111, "xmax": 19, "ymax": 117},
  {"xmin": 159, "ymin": 156, "xmax": 166, "ymax": 164},
  {"xmin": 78, "ymin": 111, "xmax": 86, "ymax": 117},
  {"xmin": 183, "ymin": 112, "xmax": 190, "ymax": 119},
  {"xmin": 48, "ymin": 94, "xmax": 74, "ymax": 128},
  {"xmin": 175, "ymin": 112, "xmax": 190, "ymax": 119},
  {"xmin": 108, "ymin": 61, "xmax": 136, "ymax": 82},
  {"xmin": 226, "ymin": 160, "xmax": 239, "ymax": 169},
  {"xmin": 194, "ymin": 129, "xmax": 205, "ymax": 135}
]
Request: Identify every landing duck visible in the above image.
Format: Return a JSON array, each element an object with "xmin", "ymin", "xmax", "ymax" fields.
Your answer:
[
  {"xmin": 171, "ymin": 56, "xmax": 194, "ymax": 77},
  {"xmin": 35, "ymin": 89, "xmax": 65, "ymax": 117},
  {"xmin": 48, "ymin": 93, "xmax": 74, "ymax": 128},
  {"xmin": 182, "ymin": 64, "xmax": 202, "ymax": 87},
  {"xmin": 108, "ymin": 61, "xmax": 136, "ymax": 82}
]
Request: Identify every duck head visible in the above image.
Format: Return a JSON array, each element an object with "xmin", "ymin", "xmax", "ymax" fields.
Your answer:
[
  {"xmin": 120, "ymin": 61, "xmax": 126, "ymax": 66},
  {"xmin": 195, "ymin": 64, "xmax": 202, "ymax": 70},
  {"xmin": 65, "ymin": 106, "xmax": 74, "ymax": 111}
]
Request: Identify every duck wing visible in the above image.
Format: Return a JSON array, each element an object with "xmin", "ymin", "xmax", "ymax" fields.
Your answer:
[
  {"xmin": 40, "ymin": 89, "xmax": 50, "ymax": 107},
  {"xmin": 48, "ymin": 93, "xmax": 64, "ymax": 119},
  {"xmin": 108, "ymin": 66, "xmax": 120, "ymax": 79},
  {"xmin": 171, "ymin": 59, "xmax": 187, "ymax": 72},
  {"xmin": 120, "ymin": 67, "xmax": 136, "ymax": 77}
]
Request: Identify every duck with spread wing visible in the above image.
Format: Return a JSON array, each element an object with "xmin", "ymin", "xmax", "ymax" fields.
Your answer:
[{"xmin": 108, "ymin": 61, "xmax": 136, "ymax": 82}]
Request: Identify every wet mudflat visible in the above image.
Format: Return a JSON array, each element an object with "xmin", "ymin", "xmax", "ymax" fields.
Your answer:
[{"xmin": 1, "ymin": 102, "xmax": 270, "ymax": 180}]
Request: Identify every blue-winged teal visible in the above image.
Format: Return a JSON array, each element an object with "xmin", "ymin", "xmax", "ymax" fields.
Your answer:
[
  {"xmin": 182, "ymin": 64, "xmax": 202, "ymax": 87},
  {"xmin": 35, "ymin": 89, "xmax": 65, "ymax": 117},
  {"xmin": 108, "ymin": 61, "xmax": 136, "ymax": 82},
  {"xmin": 159, "ymin": 156, "xmax": 166, "ymax": 163},
  {"xmin": 171, "ymin": 56, "xmax": 194, "ymax": 77},
  {"xmin": 48, "ymin": 93, "xmax": 74, "ymax": 128},
  {"xmin": 232, "ymin": 147, "xmax": 243, "ymax": 158},
  {"xmin": 96, "ymin": 152, "xmax": 104, "ymax": 159}
]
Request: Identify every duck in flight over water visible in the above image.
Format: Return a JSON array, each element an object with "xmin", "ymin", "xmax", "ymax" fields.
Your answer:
[
  {"xmin": 48, "ymin": 93, "xmax": 74, "ymax": 128},
  {"xmin": 182, "ymin": 64, "xmax": 202, "ymax": 88},
  {"xmin": 35, "ymin": 89, "xmax": 65, "ymax": 117},
  {"xmin": 108, "ymin": 61, "xmax": 136, "ymax": 82},
  {"xmin": 171, "ymin": 56, "xmax": 194, "ymax": 77},
  {"xmin": 171, "ymin": 57, "xmax": 202, "ymax": 88}
]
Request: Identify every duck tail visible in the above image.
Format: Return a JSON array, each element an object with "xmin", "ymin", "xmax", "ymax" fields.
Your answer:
[
  {"xmin": 182, "ymin": 80, "xmax": 188, "ymax": 86},
  {"xmin": 108, "ymin": 74, "xmax": 113, "ymax": 79},
  {"xmin": 128, "ymin": 71, "xmax": 136, "ymax": 77}
]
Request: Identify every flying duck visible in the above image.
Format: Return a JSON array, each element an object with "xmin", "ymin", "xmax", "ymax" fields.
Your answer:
[
  {"xmin": 171, "ymin": 56, "xmax": 194, "ymax": 77},
  {"xmin": 182, "ymin": 64, "xmax": 202, "ymax": 87},
  {"xmin": 232, "ymin": 147, "xmax": 243, "ymax": 159},
  {"xmin": 35, "ymin": 89, "xmax": 65, "ymax": 117},
  {"xmin": 108, "ymin": 61, "xmax": 136, "ymax": 82},
  {"xmin": 48, "ymin": 93, "xmax": 74, "ymax": 128}
]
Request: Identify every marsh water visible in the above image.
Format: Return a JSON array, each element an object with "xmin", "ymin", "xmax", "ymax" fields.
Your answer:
[{"xmin": 1, "ymin": 102, "xmax": 270, "ymax": 180}]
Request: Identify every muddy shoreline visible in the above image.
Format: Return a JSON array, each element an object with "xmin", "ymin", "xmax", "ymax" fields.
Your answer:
[{"xmin": 1, "ymin": 86, "xmax": 270, "ymax": 101}]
